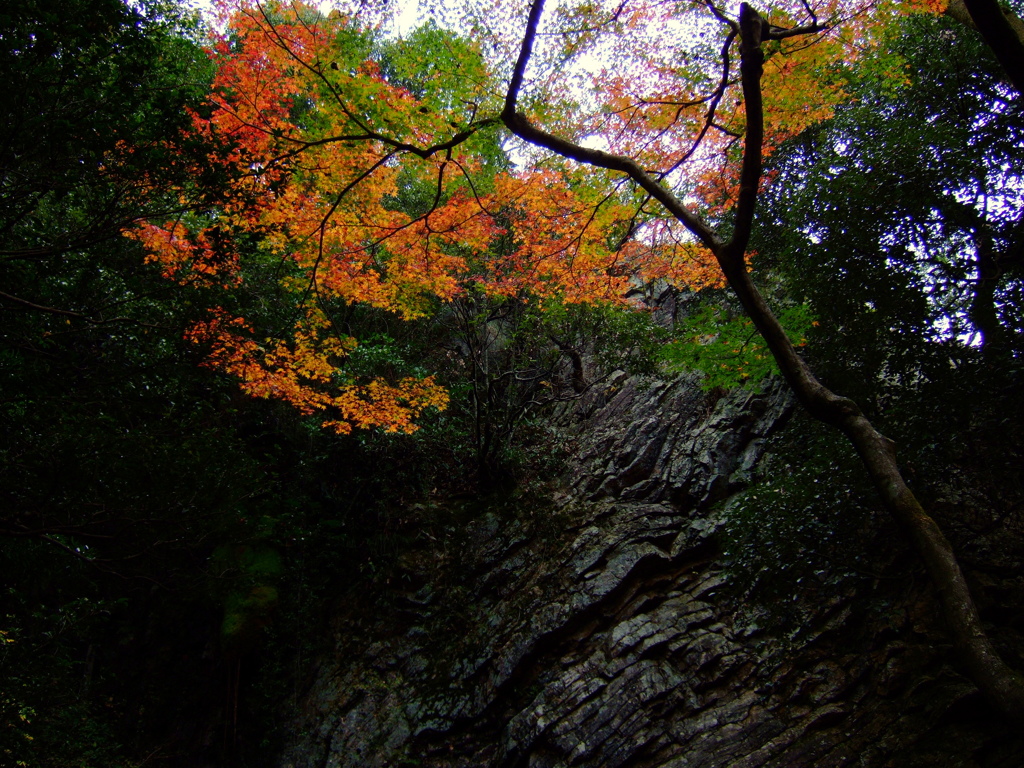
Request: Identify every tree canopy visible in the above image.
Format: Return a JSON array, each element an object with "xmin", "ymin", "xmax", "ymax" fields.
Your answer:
[
  {"xmin": 129, "ymin": 0, "xmax": 1024, "ymax": 720},
  {"xmin": 3, "ymin": 0, "xmax": 1024, "ymax": 763}
]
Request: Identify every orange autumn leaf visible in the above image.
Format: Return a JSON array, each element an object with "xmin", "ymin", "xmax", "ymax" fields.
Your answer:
[
  {"xmin": 134, "ymin": 0, "xmax": 923, "ymax": 433},
  {"xmin": 187, "ymin": 309, "xmax": 448, "ymax": 434}
]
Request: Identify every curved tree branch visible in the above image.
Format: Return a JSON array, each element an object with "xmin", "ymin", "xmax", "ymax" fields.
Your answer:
[
  {"xmin": 501, "ymin": 0, "xmax": 723, "ymax": 252},
  {"xmin": 502, "ymin": 0, "xmax": 1024, "ymax": 725}
]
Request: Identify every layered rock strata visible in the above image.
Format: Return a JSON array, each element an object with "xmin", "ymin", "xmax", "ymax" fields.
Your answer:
[{"xmin": 277, "ymin": 373, "xmax": 1023, "ymax": 768}]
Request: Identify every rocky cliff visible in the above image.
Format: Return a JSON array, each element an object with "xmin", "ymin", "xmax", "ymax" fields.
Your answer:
[{"xmin": 276, "ymin": 370, "xmax": 1024, "ymax": 767}]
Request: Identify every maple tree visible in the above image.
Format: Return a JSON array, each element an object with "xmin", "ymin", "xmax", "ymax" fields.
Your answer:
[
  {"xmin": 133, "ymin": 0, "xmax": 1024, "ymax": 723},
  {"xmin": 0, "ymin": 2, "xmax": 298, "ymax": 764},
  {"xmin": 133, "ymin": 0, "xmax": 709, "ymax": 435}
]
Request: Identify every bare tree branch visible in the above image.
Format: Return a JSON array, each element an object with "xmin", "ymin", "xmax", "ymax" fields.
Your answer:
[
  {"xmin": 502, "ymin": 0, "xmax": 723, "ymax": 252},
  {"xmin": 502, "ymin": 0, "xmax": 1024, "ymax": 725}
]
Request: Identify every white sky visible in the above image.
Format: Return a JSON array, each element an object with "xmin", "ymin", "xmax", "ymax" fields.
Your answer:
[{"xmin": 185, "ymin": 0, "xmax": 424, "ymax": 36}]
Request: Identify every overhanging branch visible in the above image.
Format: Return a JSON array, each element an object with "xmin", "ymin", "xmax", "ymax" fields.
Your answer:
[
  {"xmin": 500, "ymin": 0, "xmax": 1024, "ymax": 725},
  {"xmin": 502, "ymin": 0, "xmax": 724, "ymax": 253}
]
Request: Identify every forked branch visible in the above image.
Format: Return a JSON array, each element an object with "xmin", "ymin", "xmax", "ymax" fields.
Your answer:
[{"xmin": 502, "ymin": 0, "xmax": 1024, "ymax": 726}]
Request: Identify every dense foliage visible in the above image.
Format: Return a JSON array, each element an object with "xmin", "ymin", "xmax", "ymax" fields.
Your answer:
[
  {"xmin": 724, "ymin": 9, "xmax": 1024, "ymax": 636},
  {"xmin": 3, "ymin": 0, "xmax": 1024, "ymax": 764}
]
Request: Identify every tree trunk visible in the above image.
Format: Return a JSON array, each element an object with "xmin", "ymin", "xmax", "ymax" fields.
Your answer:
[
  {"xmin": 713, "ymin": 5, "xmax": 1024, "ymax": 727},
  {"xmin": 949, "ymin": 0, "xmax": 1024, "ymax": 94},
  {"xmin": 500, "ymin": 0, "xmax": 1024, "ymax": 726}
]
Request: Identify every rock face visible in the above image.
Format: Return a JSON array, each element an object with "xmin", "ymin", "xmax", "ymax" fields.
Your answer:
[{"xmin": 276, "ymin": 372, "xmax": 1023, "ymax": 768}]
